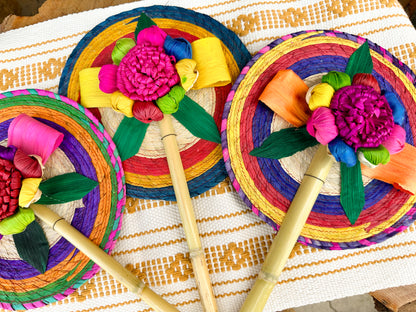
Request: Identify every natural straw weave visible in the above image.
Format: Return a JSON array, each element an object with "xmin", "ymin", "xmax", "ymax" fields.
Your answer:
[
  {"xmin": 222, "ymin": 30, "xmax": 416, "ymax": 250},
  {"xmin": 59, "ymin": 5, "xmax": 251, "ymax": 201},
  {"xmin": 0, "ymin": 89, "xmax": 125, "ymax": 310}
]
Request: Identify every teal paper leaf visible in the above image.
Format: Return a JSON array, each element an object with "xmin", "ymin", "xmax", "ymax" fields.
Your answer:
[
  {"xmin": 172, "ymin": 96, "xmax": 221, "ymax": 144},
  {"xmin": 37, "ymin": 173, "xmax": 98, "ymax": 205},
  {"xmin": 345, "ymin": 41, "xmax": 373, "ymax": 78},
  {"xmin": 340, "ymin": 162, "xmax": 365, "ymax": 225},
  {"xmin": 249, "ymin": 126, "xmax": 318, "ymax": 159},
  {"xmin": 113, "ymin": 116, "xmax": 150, "ymax": 161},
  {"xmin": 134, "ymin": 13, "xmax": 156, "ymax": 41},
  {"xmin": 13, "ymin": 220, "xmax": 49, "ymax": 273}
]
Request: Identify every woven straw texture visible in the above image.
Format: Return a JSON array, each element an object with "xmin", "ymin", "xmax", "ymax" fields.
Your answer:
[
  {"xmin": 2, "ymin": 0, "xmax": 416, "ymax": 311},
  {"xmin": 58, "ymin": 5, "xmax": 251, "ymax": 201},
  {"xmin": 222, "ymin": 30, "xmax": 416, "ymax": 250},
  {"xmin": 0, "ymin": 90, "xmax": 125, "ymax": 310}
]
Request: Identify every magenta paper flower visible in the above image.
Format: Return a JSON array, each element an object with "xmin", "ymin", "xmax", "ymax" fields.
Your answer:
[
  {"xmin": 116, "ymin": 43, "xmax": 180, "ymax": 101},
  {"xmin": 330, "ymin": 84, "xmax": 394, "ymax": 150}
]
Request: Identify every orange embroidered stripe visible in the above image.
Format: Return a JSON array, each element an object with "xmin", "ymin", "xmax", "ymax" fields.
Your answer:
[
  {"xmin": 0, "ymin": 31, "xmax": 87, "ymax": 54},
  {"xmin": 118, "ymin": 210, "xmax": 250, "ymax": 241},
  {"xmin": 277, "ymin": 251, "xmax": 416, "ymax": 285},
  {"xmin": 285, "ymin": 240, "xmax": 416, "ymax": 272},
  {"xmin": 191, "ymin": 0, "xmax": 300, "ymax": 11},
  {"xmin": 0, "ymin": 44, "xmax": 76, "ymax": 64}
]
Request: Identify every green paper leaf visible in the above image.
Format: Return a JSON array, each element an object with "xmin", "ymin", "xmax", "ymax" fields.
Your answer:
[
  {"xmin": 13, "ymin": 220, "xmax": 49, "ymax": 273},
  {"xmin": 340, "ymin": 162, "xmax": 365, "ymax": 225},
  {"xmin": 113, "ymin": 116, "xmax": 149, "ymax": 161},
  {"xmin": 134, "ymin": 13, "xmax": 156, "ymax": 41},
  {"xmin": 345, "ymin": 41, "xmax": 373, "ymax": 78},
  {"xmin": 249, "ymin": 126, "xmax": 318, "ymax": 159},
  {"xmin": 37, "ymin": 173, "xmax": 98, "ymax": 205},
  {"xmin": 172, "ymin": 95, "xmax": 221, "ymax": 144}
]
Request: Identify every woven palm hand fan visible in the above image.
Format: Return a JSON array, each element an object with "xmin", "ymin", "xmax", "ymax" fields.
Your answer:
[
  {"xmin": 58, "ymin": 5, "xmax": 251, "ymax": 311},
  {"xmin": 222, "ymin": 30, "xmax": 416, "ymax": 311},
  {"xmin": 0, "ymin": 90, "xmax": 129, "ymax": 310}
]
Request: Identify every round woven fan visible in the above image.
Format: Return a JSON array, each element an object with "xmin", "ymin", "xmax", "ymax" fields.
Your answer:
[
  {"xmin": 0, "ymin": 89, "xmax": 125, "ymax": 310},
  {"xmin": 222, "ymin": 30, "xmax": 416, "ymax": 250},
  {"xmin": 58, "ymin": 5, "xmax": 251, "ymax": 201}
]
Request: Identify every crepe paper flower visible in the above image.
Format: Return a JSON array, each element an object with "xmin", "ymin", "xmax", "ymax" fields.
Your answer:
[
  {"xmin": 250, "ymin": 41, "xmax": 412, "ymax": 225},
  {"xmin": 79, "ymin": 13, "xmax": 232, "ymax": 161},
  {"xmin": 0, "ymin": 114, "xmax": 98, "ymax": 273}
]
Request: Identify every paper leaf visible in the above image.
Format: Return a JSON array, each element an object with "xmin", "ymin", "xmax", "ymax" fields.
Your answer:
[
  {"xmin": 13, "ymin": 220, "xmax": 49, "ymax": 273},
  {"xmin": 37, "ymin": 173, "xmax": 98, "ymax": 205},
  {"xmin": 134, "ymin": 13, "xmax": 156, "ymax": 41},
  {"xmin": 340, "ymin": 162, "xmax": 365, "ymax": 225},
  {"xmin": 249, "ymin": 126, "xmax": 318, "ymax": 159},
  {"xmin": 112, "ymin": 116, "xmax": 149, "ymax": 161},
  {"xmin": 172, "ymin": 96, "xmax": 221, "ymax": 144},
  {"xmin": 345, "ymin": 41, "xmax": 373, "ymax": 78}
]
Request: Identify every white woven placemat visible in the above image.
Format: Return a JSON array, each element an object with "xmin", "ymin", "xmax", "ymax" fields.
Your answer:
[{"xmin": 1, "ymin": 1, "xmax": 416, "ymax": 311}]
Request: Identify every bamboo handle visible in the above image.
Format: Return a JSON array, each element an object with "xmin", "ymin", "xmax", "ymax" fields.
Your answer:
[
  {"xmin": 239, "ymin": 144, "xmax": 334, "ymax": 312},
  {"xmin": 158, "ymin": 114, "xmax": 218, "ymax": 312},
  {"xmin": 30, "ymin": 204, "xmax": 179, "ymax": 312}
]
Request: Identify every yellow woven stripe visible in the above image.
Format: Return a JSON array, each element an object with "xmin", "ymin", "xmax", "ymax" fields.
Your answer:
[
  {"xmin": 228, "ymin": 32, "xmax": 416, "ymax": 242},
  {"xmin": 125, "ymin": 145, "xmax": 222, "ymax": 188}
]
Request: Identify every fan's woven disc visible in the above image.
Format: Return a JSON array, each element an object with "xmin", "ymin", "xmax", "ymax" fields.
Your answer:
[
  {"xmin": 222, "ymin": 30, "xmax": 416, "ymax": 250},
  {"xmin": 0, "ymin": 89, "xmax": 125, "ymax": 310},
  {"xmin": 58, "ymin": 5, "xmax": 251, "ymax": 201}
]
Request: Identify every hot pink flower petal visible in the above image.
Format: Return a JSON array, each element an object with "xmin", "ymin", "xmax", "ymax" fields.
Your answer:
[
  {"xmin": 306, "ymin": 107, "xmax": 338, "ymax": 145},
  {"xmin": 136, "ymin": 25, "xmax": 167, "ymax": 47},
  {"xmin": 382, "ymin": 124, "xmax": 406, "ymax": 154},
  {"xmin": 99, "ymin": 64, "xmax": 119, "ymax": 94}
]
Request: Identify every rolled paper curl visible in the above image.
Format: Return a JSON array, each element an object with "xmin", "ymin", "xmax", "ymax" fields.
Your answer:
[
  {"xmin": 321, "ymin": 71, "xmax": 351, "ymax": 91},
  {"xmin": 259, "ymin": 69, "xmax": 311, "ymax": 127},
  {"xmin": 117, "ymin": 44, "xmax": 179, "ymax": 101},
  {"xmin": 358, "ymin": 145, "xmax": 390, "ymax": 167},
  {"xmin": 8, "ymin": 114, "xmax": 64, "ymax": 165},
  {"xmin": 306, "ymin": 83, "xmax": 335, "ymax": 111},
  {"xmin": 164, "ymin": 36, "xmax": 192, "ymax": 62},
  {"xmin": 0, "ymin": 207, "xmax": 35, "ymax": 235},
  {"xmin": 156, "ymin": 85, "xmax": 186, "ymax": 114},
  {"xmin": 133, "ymin": 101, "xmax": 163, "ymax": 123},
  {"xmin": 328, "ymin": 137, "xmax": 357, "ymax": 167},
  {"xmin": 384, "ymin": 91, "xmax": 406, "ymax": 126},
  {"xmin": 112, "ymin": 38, "xmax": 136, "ymax": 65},
  {"xmin": 191, "ymin": 37, "xmax": 231, "ymax": 89},
  {"xmin": 19, "ymin": 178, "xmax": 42, "ymax": 207},
  {"xmin": 175, "ymin": 59, "xmax": 199, "ymax": 91},
  {"xmin": 135, "ymin": 25, "xmax": 167, "ymax": 47},
  {"xmin": 306, "ymin": 107, "xmax": 338, "ymax": 145},
  {"xmin": 99, "ymin": 64, "xmax": 119, "ymax": 94},
  {"xmin": 352, "ymin": 73, "xmax": 381, "ymax": 93},
  {"xmin": 111, "ymin": 91, "xmax": 135, "ymax": 117},
  {"xmin": 0, "ymin": 145, "xmax": 17, "ymax": 162},
  {"xmin": 382, "ymin": 124, "xmax": 406, "ymax": 154},
  {"xmin": 13, "ymin": 149, "xmax": 43, "ymax": 178},
  {"xmin": 331, "ymin": 85, "xmax": 394, "ymax": 150}
]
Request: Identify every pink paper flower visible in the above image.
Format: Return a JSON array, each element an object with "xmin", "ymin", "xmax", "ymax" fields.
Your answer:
[
  {"xmin": 116, "ymin": 43, "xmax": 179, "ymax": 101},
  {"xmin": 330, "ymin": 85, "xmax": 394, "ymax": 150}
]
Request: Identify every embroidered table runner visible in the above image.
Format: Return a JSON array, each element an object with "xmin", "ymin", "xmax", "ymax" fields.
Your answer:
[{"xmin": 1, "ymin": 0, "xmax": 416, "ymax": 311}]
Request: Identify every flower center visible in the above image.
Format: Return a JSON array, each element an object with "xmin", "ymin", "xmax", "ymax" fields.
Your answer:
[
  {"xmin": 117, "ymin": 43, "xmax": 180, "ymax": 102},
  {"xmin": 0, "ymin": 158, "xmax": 21, "ymax": 222},
  {"xmin": 330, "ymin": 85, "xmax": 394, "ymax": 150}
]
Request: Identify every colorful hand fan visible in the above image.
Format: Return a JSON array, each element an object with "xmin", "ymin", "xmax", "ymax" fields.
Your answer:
[
  {"xmin": 58, "ymin": 5, "xmax": 251, "ymax": 201},
  {"xmin": 0, "ymin": 90, "xmax": 176, "ymax": 312},
  {"xmin": 222, "ymin": 30, "xmax": 416, "ymax": 311}
]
